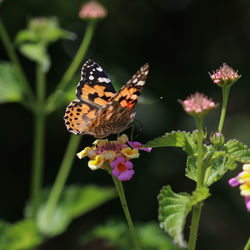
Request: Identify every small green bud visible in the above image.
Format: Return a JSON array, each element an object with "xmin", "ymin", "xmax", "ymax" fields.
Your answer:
[{"xmin": 210, "ymin": 132, "xmax": 225, "ymax": 147}]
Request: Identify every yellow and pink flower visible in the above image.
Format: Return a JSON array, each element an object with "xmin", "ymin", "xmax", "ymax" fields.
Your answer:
[
  {"xmin": 229, "ymin": 164, "xmax": 250, "ymax": 212},
  {"xmin": 76, "ymin": 134, "xmax": 151, "ymax": 181}
]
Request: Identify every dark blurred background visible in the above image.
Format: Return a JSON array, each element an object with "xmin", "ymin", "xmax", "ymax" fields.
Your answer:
[{"xmin": 0, "ymin": 0, "xmax": 250, "ymax": 249}]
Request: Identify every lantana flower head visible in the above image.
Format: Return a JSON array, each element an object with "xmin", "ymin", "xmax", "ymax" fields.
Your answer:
[
  {"xmin": 79, "ymin": 1, "xmax": 107, "ymax": 20},
  {"xmin": 228, "ymin": 164, "xmax": 250, "ymax": 212},
  {"xmin": 180, "ymin": 92, "xmax": 217, "ymax": 117},
  {"xmin": 76, "ymin": 134, "xmax": 151, "ymax": 181},
  {"xmin": 209, "ymin": 63, "xmax": 241, "ymax": 87}
]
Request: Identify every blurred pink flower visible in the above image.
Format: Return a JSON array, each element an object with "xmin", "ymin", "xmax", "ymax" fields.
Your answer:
[
  {"xmin": 180, "ymin": 92, "xmax": 217, "ymax": 116},
  {"xmin": 209, "ymin": 63, "xmax": 240, "ymax": 86},
  {"xmin": 79, "ymin": 1, "xmax": 107, "ymax": 19}
]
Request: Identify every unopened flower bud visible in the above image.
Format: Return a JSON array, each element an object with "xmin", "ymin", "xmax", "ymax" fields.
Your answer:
[
  {"xmin": 79, "ymin": 1, "xmax": 107, "ymax": 20},
  {"xmin": 210, "ymin": 132, "xmax": 225, "ymax": 147}
]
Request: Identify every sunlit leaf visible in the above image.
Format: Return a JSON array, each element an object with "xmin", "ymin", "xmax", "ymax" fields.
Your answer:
[
  {"xmin": 158, "ymin": 186, "xmax": 209, "ymax": 248},
  {"xmin": 25, "ymin": 185, "xmax": 117, "ymax": 237},
  {"xmin": 221, "ymin": 139, "xmax": 250, "ymax": 163},
  {"xmin": 0, "ymin": 219, "xmax": 41, "ymax": 250},
  {"xmin": 145, "ymin": 131, "xmax": 196, "ymax": 155},
  {"xmin": 0, "ymin": 62, "xmax": 24, "ymax": 103},
  {"xmin": 158, "ymin": 186, "xmax": 191, "ymax": 248}
]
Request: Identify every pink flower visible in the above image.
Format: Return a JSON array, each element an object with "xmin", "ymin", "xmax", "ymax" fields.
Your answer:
[
  {"xmin": 209, "ymin": 63, "xmax": 240, "ymax": 86},
  {"xmin": 79, "ymin": 1, "xmax": 107, "ymax": 19},
  {"xmin": 110, "ymin": 156, "xmax": 134, "ymax": 181},
  {"xmin": 180, "ymin": 92, "xmax": 217, "ymax": 116},
  {"xmin": 128, "ymin": 141, "xmax": 152, "ymax": 152}
]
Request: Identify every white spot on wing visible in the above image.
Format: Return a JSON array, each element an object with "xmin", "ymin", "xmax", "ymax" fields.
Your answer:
[
  {"xmin": 89, "ymin": 75, "xmax": 94, "ymax": 80},
  {"xmin": 133, "ymin": 78, "xmax": 138, "ymax": 83},
  {"xmin": 137, "ymin": 80, "xmax": 145, "ymax": 86},
  {"xmin": 96, "ymin": 67, "xmax": 102, "ymax": 72},
  {"xmin": 98, "ymin": 77, "xmax": 110, "ymax": 83}
]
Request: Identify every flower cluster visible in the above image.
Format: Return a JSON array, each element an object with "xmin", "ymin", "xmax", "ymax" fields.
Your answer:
[
  {"xmin": 77, "ymin": 134, "xmax": 151, "ymax": 181},
  {"xmin": 79, "ymin": 1, "xmax": 107, "ymax": 20},
  {"xmin": 180, "ymin": 92, "xmax": 217, "ymax": 116},
  {"xmin": 229, "ymin": 164, "xmax": 250, "ymax": 212},
  {"xmin": 209, "ymin": 63, "xmax": 240, "ymax": 86}
]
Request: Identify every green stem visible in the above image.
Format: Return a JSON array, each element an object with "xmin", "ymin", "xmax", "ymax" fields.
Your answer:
[
  {"xmin": 111, "ymin": 175, "xmax": 141, "ymax": 250},
  {"xmin": 46, "ymin": 20, "xmax": 96, "ymax": 112},
  {"xmin": 187, "ymin": 116, "xmax": 205, "ymax": 250},
  {"xmin": 244, "ymin": 237, "xmax": 250, "ymax": 250},
  {"xmin": 218, "ymin": 86, "xmax": 231, "ymax": 133},
  {"xmin": 30, "ymin": 65, "xmax": 46, "ymax": 219},
  {"xmin": 0, "ymin": 18, "xmax": 35, "ymax": 104},
  {"xmin": 195, "ymin": 116, "xmax": 204, "ymax": 188},
  {"xmin": 188, "ymin": 203, "xmax": 203, "ymax": 250},
  {"xmin": 41, "ymin": 135, "xmax": 81, "ymax": 228}
]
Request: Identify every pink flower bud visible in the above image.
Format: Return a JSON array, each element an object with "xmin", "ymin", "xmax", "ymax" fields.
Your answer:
[{"xmin": 209, "ymin": 63, "xmax": 240, "ymax": 86}]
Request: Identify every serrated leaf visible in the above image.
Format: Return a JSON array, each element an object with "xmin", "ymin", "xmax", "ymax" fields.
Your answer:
[
  {"xmin": 186, "ymin": 153, "xmax": 230, "ymax": 186},
  {"xmin": 0, "ymin": 62, "xmax": 24, "ymax": 103},
  {"xmin": 145, "ymin": 131, "xmax": 196, "ymax": 155},
  {"xmin": 158, "ymin": 186, "xmax": 192, "ymax": 248},
  {"xmin": 26, "ymin": 185, "xmax": 116, "ymax": 237},
  {"xmin": 221, "ymin": 140, "xmax": 250, "ymax": 163},
  {"xmin": 0, "ymin": 219, "xmax": 41, "ymax": 250}
]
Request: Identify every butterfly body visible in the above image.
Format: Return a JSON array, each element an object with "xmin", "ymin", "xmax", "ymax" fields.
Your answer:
[{"xmin": 64, "ymin": 59, "xmax": 149, "ymax": 138}]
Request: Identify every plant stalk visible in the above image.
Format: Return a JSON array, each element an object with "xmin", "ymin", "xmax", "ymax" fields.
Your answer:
[
  {"xmin": 187, "ymin": 116, "xmax": 205, "ymax": 250},
  {"xmin": 188, "ymin": 202, "xmax": 203, "ymax": 250},
  {"xmin": 111, "ymin": 175, "xmax": 141, "ymax": 250},
  {"xmin": 218, "ymin": 86, "xmax": 230, "ymax": 133},
  {"xmin": 42, "ymin": 135, "xmax": 81, "ymax": 226},
  {"xmin": 30, "ymin": 64, "xmax": 46, "ymax": 219},
  {"xmin": 244, "ymin": 237, "xmax": 250, "ymax": 250},
  {"xmin": 46, "ymin": 20, "xmax": 96, "ymax": 112}
]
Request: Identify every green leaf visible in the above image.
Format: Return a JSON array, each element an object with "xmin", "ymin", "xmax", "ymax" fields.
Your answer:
[
  {"xmin": 16, "ymin": 17, "xmax": 75, "ymax": 71},
  {"xmin": 186, "ymin": 153, "xmax": 231, "ymax": 186},
  {"xmin": 80, "ymin": 219, "xmax": 180, "ymax": 250},
  {"xmin": 145, "ymin": 131, "xmax": 196, "ymax": 155},
  {"xmin": 25, "ymin": 185, "xmax": 117, "ymax": 237},
  {"xmin": 0, "ymin": 219, "xmax": 42, "ymax": 250},
  {"xmin": 158, "ymin": 186, "xmax": 192, "ymax": 248},
  {"xmin": 19, "ymin": 43, "xmax": 50, "ymax": 72},
  {"xmin": 221, "ymin": 139, "xmax": 250, "ymax": 163},
  {"xmin": 158, "ymin": 186, "xmax": 210, "ymax": 248},
  {"xmin": 16, "ymin": 17, "xmax": 74, "ymax": 45},
  {"xmin": 0, "ymin": 62, "xmax": 24, "ymax": 103}
]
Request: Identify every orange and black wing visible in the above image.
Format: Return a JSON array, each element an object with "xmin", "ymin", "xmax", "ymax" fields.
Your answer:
[
  {"xmin": 76, "ymin": 59, "xmax": 116, "ymax": 106},
  {"xmin": 64, "ymin": 99, "xmax": 99, "ymax": 135},
  {"xmin": 111, "ymin": 63, "xmax": 149, "ymax": 109}
]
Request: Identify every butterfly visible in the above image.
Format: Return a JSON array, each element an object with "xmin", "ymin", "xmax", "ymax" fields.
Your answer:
[{"xmin": 64, "ymin": 59, "xmax": 149, "ymax": 138}]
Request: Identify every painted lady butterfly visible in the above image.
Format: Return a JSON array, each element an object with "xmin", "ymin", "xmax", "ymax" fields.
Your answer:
[{"xmin": 64, "ymin": 59, "xmax": 149, "ymax": 138}]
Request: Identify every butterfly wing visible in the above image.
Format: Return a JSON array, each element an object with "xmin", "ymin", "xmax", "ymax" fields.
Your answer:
[
  {"xmin": 83, "ymin": 63, "xmax": 150, "ymax": 138},
  {"xmin": 64, "ymin": 99, "xmax": 100, "ymax": 135},
  {"xmin": 64, "ymin": 59, "xmax": 117, "ymax": 134},
  {"xmin": 76, "ymin": 59, "xmax": 116, "ymax": 106}
]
